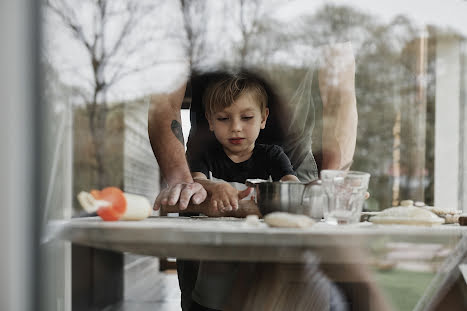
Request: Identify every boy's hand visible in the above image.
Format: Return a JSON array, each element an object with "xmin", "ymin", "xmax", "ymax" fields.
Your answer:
[{"xmin": 210, "ymin": 183, "xmax": 252, "ymax": 212}]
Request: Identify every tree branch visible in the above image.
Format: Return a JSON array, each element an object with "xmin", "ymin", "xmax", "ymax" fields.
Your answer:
[{"xmin": 46, "ymin": 0, "xmax": 93, "ymax": 52}]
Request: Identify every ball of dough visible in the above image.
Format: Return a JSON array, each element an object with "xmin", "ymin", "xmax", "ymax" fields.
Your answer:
[{"xmin": 400, "ymin": 200, "xmax": 414, "ymax": 207}]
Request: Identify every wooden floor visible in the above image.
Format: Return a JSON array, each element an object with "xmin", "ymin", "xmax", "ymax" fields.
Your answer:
[{"xmin": 104, "ymin": 255, "xmax": 181, "ymax": 311}]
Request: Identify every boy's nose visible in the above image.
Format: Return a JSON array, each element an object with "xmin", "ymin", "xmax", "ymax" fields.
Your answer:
[{"xmin": 231, "ymin": 119, "xmax": 242, "ymax": 131}]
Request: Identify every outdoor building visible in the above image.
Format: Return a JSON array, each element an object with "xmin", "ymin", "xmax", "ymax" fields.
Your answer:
[{"xmin": 123, "ymin": 98, "xmax": 160, "ymax": 204}]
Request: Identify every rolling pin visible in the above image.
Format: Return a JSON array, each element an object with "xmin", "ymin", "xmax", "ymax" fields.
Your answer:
[{"xmin": 78, "ymin": 187, "xmax": 152, "ymax": 221}]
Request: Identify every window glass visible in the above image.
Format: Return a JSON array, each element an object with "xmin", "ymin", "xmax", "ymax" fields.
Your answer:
[
  {"xmin": 41, "ymin": 1, "xmax": 467, "ymax": 311},
  {"xmin": 43, "ymin": 0, "xmax": 467, "ymax": 214}
]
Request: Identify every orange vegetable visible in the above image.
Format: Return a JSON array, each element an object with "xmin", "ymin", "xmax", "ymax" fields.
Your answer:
[
  {"xmin": 91, "ymin": 187, "xmax": 127, "ymax": 221},
  {"xmin": 97, "ymin": 206, "xmax": 122, "ymax": 221},
  {"xmin": 90, "ymin": 189, "xmax": 101, "ymax": 199}
]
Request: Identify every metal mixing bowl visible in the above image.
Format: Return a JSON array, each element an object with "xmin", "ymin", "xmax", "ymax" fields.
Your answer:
[{"xmin": 246, "ymin": 179, "xmax": 323, "ymax": 216}]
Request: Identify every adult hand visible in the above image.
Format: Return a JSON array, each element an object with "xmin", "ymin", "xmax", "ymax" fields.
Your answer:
[{"xmin": 154, "ymin": 182, "xmax": 207, "ymax": 211}]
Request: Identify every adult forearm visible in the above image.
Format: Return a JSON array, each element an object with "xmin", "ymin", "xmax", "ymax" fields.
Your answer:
[
  {"xmin": 148, "ymin": 84, "xmax": 193, "ymax": 185},
  {"xmin": 321, "ymin": 91, "xmax": 357, "ymax": 170},
  {"xmin": 319, "ymin": 42, "xmax": 358, "ymax": 170}
]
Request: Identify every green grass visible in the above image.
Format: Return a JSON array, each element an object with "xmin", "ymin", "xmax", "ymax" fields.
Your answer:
[{"xmin": 374, "ymin": 269, "xmax": 435, "ymax": 311}]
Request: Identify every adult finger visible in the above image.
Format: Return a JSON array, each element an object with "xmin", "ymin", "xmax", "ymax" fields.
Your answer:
[
  {"xmin": 153, "ymin": 196, "xmax": 161, "ymax": 211},
  {"xmin": 191, "ymin": 185, "xmax": 207, "ymax": 205},
  {"xmin": 160, "ymin": 189, "xmax": 170, "ymax": 205},
  {"xmin": 179, "ymin": 183, "xmax": 197, "ymax": 209},
  {"xmin": 154, "ymin": 189, "xmax": 168, "ymax": 210},
  {"xmin": 154, "ymin": 193, "xmax": 162, "ymax": 211},
  {"xmin": 167, "ymin": 184, "xmax": 182, "ymax": 206}
]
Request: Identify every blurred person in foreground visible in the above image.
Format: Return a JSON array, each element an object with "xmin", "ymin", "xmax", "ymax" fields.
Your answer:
[{"xmin": 149, "ymin": 41, "xmax": 392, "ymax": 311}]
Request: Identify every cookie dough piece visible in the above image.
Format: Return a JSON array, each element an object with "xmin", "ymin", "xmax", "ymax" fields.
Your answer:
[
  {"xmin": 400, "ymin": 200, "xmax": 414, "ymax": 207},
  {"xmin": 264, "ymin": 212, "xmax": 315, "ymax": 228},
  {"xmin": 370, "ymin": 206, "xmax": 444, "ymax": 226},
  {"xmin": 422, "ymin": 205, "xmax": 460, "ymax": 216}
]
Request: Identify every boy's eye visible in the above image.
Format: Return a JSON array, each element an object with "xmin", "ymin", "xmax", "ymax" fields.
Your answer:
[
  {"xmin": 217, "ymin": 117, "xmax": 228, "ymax": 121},
  {"xmin": 242, "ymin": 116, "xmax": 254, "ymax": 120}
]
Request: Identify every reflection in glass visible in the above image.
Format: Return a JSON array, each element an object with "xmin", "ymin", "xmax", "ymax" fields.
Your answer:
[{"xmin": 41, "ymin": 1, "xmax": 467, "ymax": 311}]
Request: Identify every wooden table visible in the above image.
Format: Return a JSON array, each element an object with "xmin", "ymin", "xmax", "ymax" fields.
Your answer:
[{"xmin": 52, "ymin": 216, "xmax": 467, "ymax": 310}]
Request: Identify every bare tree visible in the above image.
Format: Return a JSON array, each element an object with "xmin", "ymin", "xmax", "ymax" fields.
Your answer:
[
  {"xmin": 45, "ymin": 0, "xmax": 162, "ymax": 188},
  {"xmin": 180, "ymin": 0, "xmax": 209, "ymax": 70},
  {"xmin": 178, "ymin": 0, "xmax": 289, "ymax": 70},
  {"xmin": 206, "ymin": 0, "xmax": 291, "ymax": 68},
  {"xmin": 237, "ymin": 0, "xmax": 263, "ymax": 67}
]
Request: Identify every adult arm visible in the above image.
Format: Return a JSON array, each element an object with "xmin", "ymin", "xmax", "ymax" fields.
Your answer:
[
  {"xmin": 317, "ymin": 48, "xmax": 388, "ymax": 310},
  {"xmin": 148, "ymin": 82, "xmax": 207, "ymax": 210},
  {"xmin": 318, "ymin": 42, "xmax": 358, "ymax": 170}
]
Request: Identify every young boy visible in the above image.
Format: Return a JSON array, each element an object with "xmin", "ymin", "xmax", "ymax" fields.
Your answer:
[
  {"xmin": 187, "ymin": 73, "xmax": 300, "ymax": 310},
  {"xmin": 189, "ymin": 73, "xmax": 300, "ymax": 214}
]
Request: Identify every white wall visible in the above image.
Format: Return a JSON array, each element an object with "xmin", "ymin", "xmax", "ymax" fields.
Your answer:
[
  {"xmin": 461, "ymin": 42, "xmax": 467, "ymax": 213},
  {"xmin": 434, "ymin": 35, "xmax": 461, "ymax": 210},
  {"xmin": 124, "ymin": 98, "xmax": 160, "ymax": 207}
]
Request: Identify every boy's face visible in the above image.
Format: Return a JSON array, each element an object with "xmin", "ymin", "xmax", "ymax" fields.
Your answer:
[{"xmin": 207, "ymin": 92, "xmax": 268, "ymax": 157}]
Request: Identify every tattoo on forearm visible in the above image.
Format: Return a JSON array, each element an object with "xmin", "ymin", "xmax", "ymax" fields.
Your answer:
[{"xmin": 171, "ymin": 120, "xmax": 184, "ymax": 145}]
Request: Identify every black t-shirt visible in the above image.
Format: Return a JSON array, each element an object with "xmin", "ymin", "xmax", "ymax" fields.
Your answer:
[{"xmin": 189, "ymin": 143, "xmax": 296, "ymax": 183}]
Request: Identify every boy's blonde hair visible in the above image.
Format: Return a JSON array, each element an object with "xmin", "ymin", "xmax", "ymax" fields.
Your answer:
[{"xmin": 203, "ymin": 74, "xmax": 268, "ymax": 119}]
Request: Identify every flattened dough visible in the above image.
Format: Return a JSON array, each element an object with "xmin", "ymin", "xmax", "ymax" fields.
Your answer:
[
  {"xmin": 370, "ymin": 206, "xmax": 444, "ymax": 226},
  {"xmin": 264, "ymin": 212, "xmax": 315, "ymax": 228}
]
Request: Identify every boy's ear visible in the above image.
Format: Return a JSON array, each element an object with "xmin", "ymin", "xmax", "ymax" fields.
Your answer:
[
  {"xmin": 205, "ymin": 112, "xmax": 214, "ymax": 131},
  {"xmin": 260, "ymin": 108, "xmax": 269, "ymax": 129}
]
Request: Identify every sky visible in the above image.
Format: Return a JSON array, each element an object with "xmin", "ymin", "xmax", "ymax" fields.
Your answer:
[
  {"xmin": 44, "ymin": 0, "xmax": 467, "ymax": 103},
  {"xmin": 275, "ymin": 0, "xmax": 467, "ymax": 35}
]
